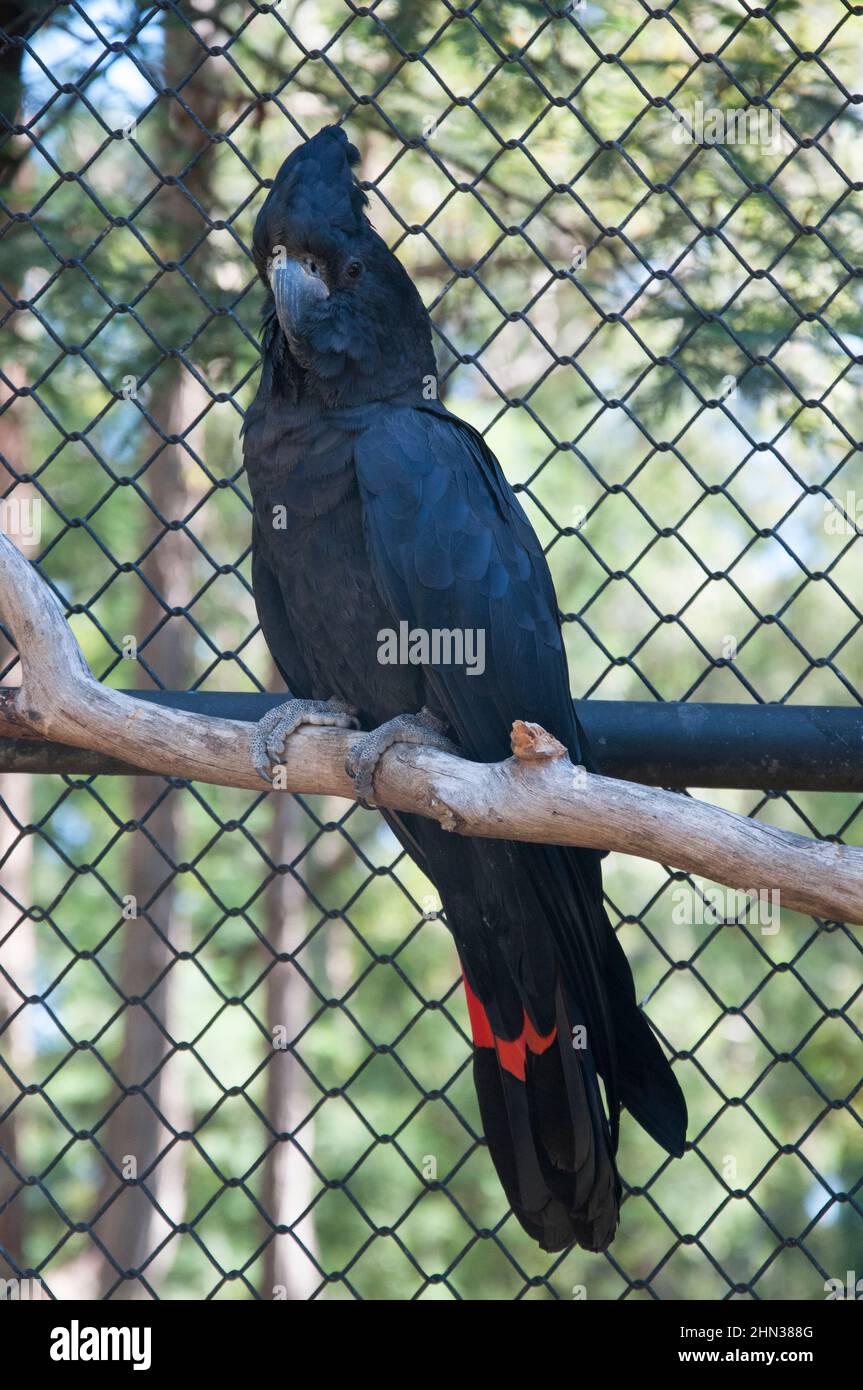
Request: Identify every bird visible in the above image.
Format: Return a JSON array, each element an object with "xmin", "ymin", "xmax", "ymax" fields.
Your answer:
[{"xmin": 242, "ymin": 124, "xmax": 687, "ymax": 1252}]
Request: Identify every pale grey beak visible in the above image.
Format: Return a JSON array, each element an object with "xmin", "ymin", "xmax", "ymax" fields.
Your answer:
[{"xmin": 269, "ymin": 258, "xmax": 328, "ymax": 335}]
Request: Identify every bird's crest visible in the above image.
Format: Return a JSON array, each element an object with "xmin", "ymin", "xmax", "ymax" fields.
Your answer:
[{"xmin": 266, "ymin": 124, "xmax": 370, "ymax": 235}]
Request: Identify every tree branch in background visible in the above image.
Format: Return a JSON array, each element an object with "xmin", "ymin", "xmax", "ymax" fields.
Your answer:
[{"xmin": 1, "ymin": 530, "xmax": 861, "ymax": 926}]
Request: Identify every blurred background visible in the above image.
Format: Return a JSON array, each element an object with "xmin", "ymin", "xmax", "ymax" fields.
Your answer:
[{"xmin": 0, "ymin": 0, "xmax": 860, "ymax": 1299}]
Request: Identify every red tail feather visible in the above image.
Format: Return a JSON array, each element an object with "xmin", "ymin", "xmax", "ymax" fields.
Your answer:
[{"xmin": 463, "ymin": 974, "xmax": 556, "ymax": 1081}]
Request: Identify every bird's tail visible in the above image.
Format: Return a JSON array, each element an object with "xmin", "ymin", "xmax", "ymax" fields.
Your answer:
[
  {"xmin": 455, "ymin": 842, "xmax": 687, "ymax": 1254},
  {"xmin": 463, "ymin": 971, "xmax": 621, "ymax": 1251},
  {"xmin": 382, "ymin": 811, "xmax": 686, "ymax": 1252}
]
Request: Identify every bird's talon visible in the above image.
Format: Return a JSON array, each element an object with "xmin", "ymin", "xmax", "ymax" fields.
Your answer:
[
  {"xmin": 344, "ymin": 709, "xmax": 460, "ymax": 804},
  {"xmin": 344, "ymin": 744, "xmax": 375, "ymax": 802},
  {"xmin": 250, "ymin": 696, "xmax": 359, "ymax": 783}
]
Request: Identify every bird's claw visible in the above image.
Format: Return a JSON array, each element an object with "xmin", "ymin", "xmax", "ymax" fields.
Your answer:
[
  {"xmin": 251, "ymin": 696, "xmax": 359, "ymax": 784},
  {"xmin": 344, "ymin": 708, "xmax": 460, "ymax": 805}
]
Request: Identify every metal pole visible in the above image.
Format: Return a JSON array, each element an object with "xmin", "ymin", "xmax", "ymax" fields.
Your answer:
[{"xmin": 0, "ymin": 690, "xmax": 860, "ymax": 790}]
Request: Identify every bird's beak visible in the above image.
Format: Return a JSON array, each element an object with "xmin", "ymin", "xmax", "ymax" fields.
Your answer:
[{"xmin": 269, "ymin": 258, "xmax": 328, "ymax": 335}]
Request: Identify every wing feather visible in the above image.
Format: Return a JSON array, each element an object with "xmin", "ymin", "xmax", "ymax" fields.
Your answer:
[{"xmin": 356, "ymin": 402, "xmax": 590, "ymax": 767}]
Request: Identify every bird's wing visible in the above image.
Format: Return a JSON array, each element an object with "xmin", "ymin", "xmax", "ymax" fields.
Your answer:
[
  {"xmin": 354, "ymin": 401, "xmax": 590, "ymax": 766},
  {"xmin": 251, "ymin": 517, "xmax": 316, "ymax": 694},
  {"xmin": 357, "ymin": 401, "xmax": 687, "ymax": 1180}
]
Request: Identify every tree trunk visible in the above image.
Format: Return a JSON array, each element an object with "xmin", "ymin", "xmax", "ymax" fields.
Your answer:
[
  {"xmin": 92, "ymin": 9, "xmax": 221, "ymax": 1297},
  {"xmin": 0, "ymin": 33, "xmax": 35, "ymax": 1273},
  {"xmin": 262, "ymin": 789, "xmax": 321, "ymax": 1299},
  {"xmin": 0, "ymin": 376, "xmax": 34, "ymax": 1281}
]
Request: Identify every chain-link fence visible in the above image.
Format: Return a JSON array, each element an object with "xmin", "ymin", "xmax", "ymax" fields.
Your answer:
[{"xmin": 0, "ymin": 0, "xmax": 861, "ymax": 1300}]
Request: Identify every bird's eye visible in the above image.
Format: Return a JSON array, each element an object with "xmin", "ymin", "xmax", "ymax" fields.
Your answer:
[
  {"xmin": 345, "ymin": 260, "xmax": 363, "ymax": 279},
  {"xmin": 303, "ymin": 256, "xmax": 321, "ymax": 277}
]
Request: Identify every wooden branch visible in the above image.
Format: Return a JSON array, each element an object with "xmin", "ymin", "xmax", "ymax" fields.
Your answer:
[{"xmin": 1, "ymin": 531, "xmax": 862, "ymax": 924}]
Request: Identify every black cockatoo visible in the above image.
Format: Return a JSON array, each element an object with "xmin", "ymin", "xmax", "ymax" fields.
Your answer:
[{"xmin": 243, "ymin": 124, "xmax": 686, "ymax": 1251}]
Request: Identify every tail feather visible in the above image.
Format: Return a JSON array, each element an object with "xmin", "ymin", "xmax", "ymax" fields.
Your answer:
[
  {"xmin": 465, "ymin": 975, "xmax": 619, "ymax": 1252},
  {"xmin": 615, "ymin": 1004, "xmax": 688, "ymax": 1158},
  {"xmin": 381, "ymin": 809, "xmax": 687, "ymax": 1252},
  {"xmin": 604, "ymin": 927, "xmax": 688, "ymax": 1157}
]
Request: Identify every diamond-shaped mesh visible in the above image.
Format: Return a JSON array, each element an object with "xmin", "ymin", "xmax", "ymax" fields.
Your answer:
[{"xmin": 0, "ymin": 0, "xmax": 860, "ymax": 1300}]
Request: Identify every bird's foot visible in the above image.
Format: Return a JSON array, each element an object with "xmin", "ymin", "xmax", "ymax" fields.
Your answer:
[
  {"xmin": 345, "ymin": 707, "xmax": 460, "ymax": 804},
  {"xmin": 251, "ymin": 696, "xmax": 359, "ymax": 783}
]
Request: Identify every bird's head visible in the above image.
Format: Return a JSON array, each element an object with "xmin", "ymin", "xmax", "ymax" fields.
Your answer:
[{"xmin": 252, "ymin": 125, "xmax": 437, "ymax": 405}]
